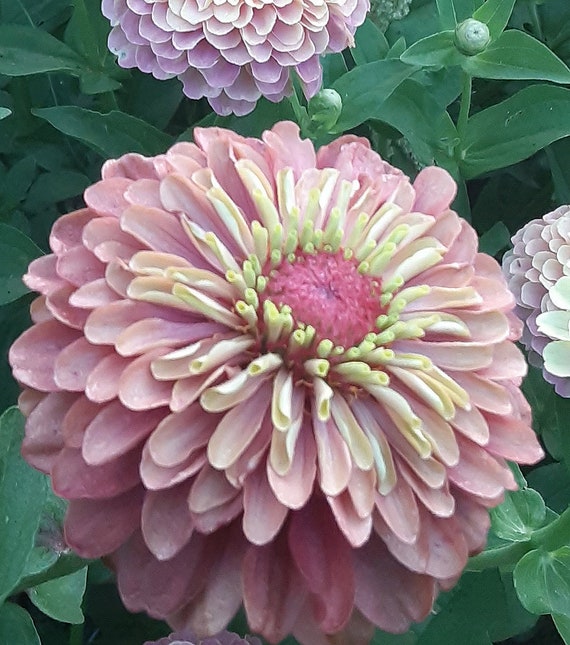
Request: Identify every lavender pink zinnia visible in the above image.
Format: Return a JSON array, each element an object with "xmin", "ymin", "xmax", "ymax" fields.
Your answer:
[
  {"xmin": 10, "ymin": 122, "xmax": 543, "ymax": 645},
  {"xmin": 101, "ymin": 0, "xmax": 368, "ymax": 116},
  {"xmin": 503, "ymin": 205, "xmax": 570, "ymax": 396}
]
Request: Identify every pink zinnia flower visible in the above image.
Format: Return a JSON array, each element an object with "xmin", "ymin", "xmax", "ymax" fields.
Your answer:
[
  {"xmin": 503, "ymin": 205, "xmax": 570, "ymax": 396},
  {"xmin": 101, "ymin": 0, "xmax": 368, "ymax": 116},
  {"xmin": 10, "ymin": 122, "xmax": 543, "ymax": 644}
]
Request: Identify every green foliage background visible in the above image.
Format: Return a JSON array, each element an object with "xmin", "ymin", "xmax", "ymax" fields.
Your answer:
[{"xmin": 2, "ymin": 0, "xmax": 570, "ymax": 643}]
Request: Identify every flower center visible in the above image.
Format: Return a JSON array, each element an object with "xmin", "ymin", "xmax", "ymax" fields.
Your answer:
[{"xmin": 262, "ymin": 251, "xmax": 384, "ymax": 349}]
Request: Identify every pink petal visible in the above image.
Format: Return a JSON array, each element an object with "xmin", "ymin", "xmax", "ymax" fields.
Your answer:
[
  {"xmin": 64, "ymin": 487, "xmax": 143, "ymax": 558},
  {"xmin": 289, "ymin": 497, "xmax": 355, "ymax": 633},
  {"xmin": 83, "ymin": 400, "xmax": 164, "ymax": 465},
  {"xmin": 353, "ymin": 537, "xmax": 436, "ymax": 632},
  {"xmin": 243, "ymin": 535, "xmax": 306, "ymax": 643},
  {"xmin": 9, "ymin": 320, "xmax": 81, "ymax": 391},
  {"xmin": 141, "ymin": 483, "xmax": 195, "ymax": 560},
  {"xmin": 243, "ymin": 465, "xmax": 288, "ymax": 545}
]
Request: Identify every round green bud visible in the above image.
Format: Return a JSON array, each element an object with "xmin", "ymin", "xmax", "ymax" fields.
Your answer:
[
  {"xmin": 307, "ymin": 89, "xmax": 342, "ymax": 131},
  {"xmin": 454, "ymin": 18, "xmax": 491, "ymax": 56}
]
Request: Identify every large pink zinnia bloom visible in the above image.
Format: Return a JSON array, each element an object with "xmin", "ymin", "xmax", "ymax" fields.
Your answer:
[
  {"xmin": 10, "ymin": 122, "xmax": 543, "ymax": 644},
  {"xmin": 503, "ymin": 205, "xmax": 570, "ymax": 396},
  {"xmin": 101, "ymin": 0, "xmax": 368, "ymax": 116}
]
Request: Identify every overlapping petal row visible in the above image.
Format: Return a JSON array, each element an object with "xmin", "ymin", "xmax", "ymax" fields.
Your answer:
[
  {"xmin": 101, "ymin": 0, "xmax": 368, "ymax": 116},
  {"xmin": 10, "ymin": 122, "xmax": 543, "ymax": 645},
  {"xmin": 503, "ymin": 206, "xmax": 570, "ymax": 396}
]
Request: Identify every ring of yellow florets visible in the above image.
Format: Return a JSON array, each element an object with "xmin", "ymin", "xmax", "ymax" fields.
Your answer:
[
  {"xmin": 130, "ymin": 167, "xmax": 472, "ymax": 471},
  {"xmin": 223, "ymin": 197, "xmax": 440, "ymax": 397}
]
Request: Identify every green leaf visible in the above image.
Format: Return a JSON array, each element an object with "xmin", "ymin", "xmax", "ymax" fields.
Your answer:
[
  {"xmin": 547, "ymin": 139, "xmax": 570, "ymax": 204},
  {"xmin": 332, "ymin": 60, "xmax": 417, "ymax": 131},
  {"xmin": 371, "ymin": 79, "xmax": 459, "ymax": 168},
  {"xmin": 0, "ymin": 407, "xmax": 47, "ymax": 603},
  {"xmin": 28, "ymin": 566, "xmax": 88, "ymax": 624},
  {"xmin": 400, "ymin": 31, "xmax": 464, "ymax": 67},
  {"xmin": 25, "ymin": 170, "xmax": 90, "ymax": 211},
  {"xmin": 491, "ymin": 488, "xmax": 547, "ymax": 542},
  {"xmin": 514, "ymin": 546, "xmax": 570, "ymax": 617},
  {"xmin": 478, "ymin": 221, "xmax": 511, "ymax": 256},
  {"xmin": 463, "ymin": 30, "xmax": 570, "ymax": 83},
  {"xmin": 353, "ymin": 18, "xmax": 390, "ymax": 65},
  {"xmin": 528, "ymin": 463, "xmax": 570, "ymax": 515},
  {"xmin": 460, "ymin": 84, "xmax": 570, "ymax": 178},
  {"xmin": 0, "ymin": 107, "xmax": 11, "ymax": 119},
  {"xmin": 472, "ymin": 0, "xmax": 516, "ymax": 38},
  {"xmin": 554, "ymin": 613, "xmax": 570, "ymax": 645},
  {"xmin": 0, "ymin": 24, "xmax": 85, "ymax": 76},
  {"xmin": 436, "ymin": 0, "xmax": 457, "ymax": 29},
  {"xmin": 32, "ymin": 106, "xmax": 174, "ymax": 158},
  {"xmin": 417, "ymin": 569, "xmax": 536, "ymax": 645},
  {"xmin": 0, "ymin": 603, "xmax": 40, "ymax": 645},
  {"xmin": 0, "ymin": 224, "xmax": 43, "ymax": 305}
]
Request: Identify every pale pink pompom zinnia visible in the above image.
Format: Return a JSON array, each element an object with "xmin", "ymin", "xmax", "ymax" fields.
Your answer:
[
  {"xmin": 10, "ymin": 122, "xmax": 543, "ymax": 645},
  {"xmin": 503, "ymin": 206, "xmax": 570, "ymax": 396},
  {"xmin": 101, "ymin": 0, "xmax": 368, "ymax": 116}
]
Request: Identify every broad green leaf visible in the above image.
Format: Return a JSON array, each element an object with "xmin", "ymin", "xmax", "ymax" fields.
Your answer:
[
  {"xmin": 463, "ymin": 30, "xmax": 570, "ymax": 83},
  {"xmin": 491, "ymin": 488, "xmax": 547, "ymax": 542},
  {"xmin": 400, "ymin": 31, "xmax": 464, "ymax": 67},
  {"xmin": 386, "ymin": 37, "xmax": 407, "ymax": 59},
  {"xmin": 472, "ymin": 0, "xmax": 516, "ymax": 38},
  {"xmin": 554, "ymin": 613, "xmax": 570, "ymax": 645},
  {"xmin": 332, "ymin": 60, "xmax": 417, "ymax": 131},
  {"xmin": 371, "ymin": 79, "xmax": 459, "ymax": 168},
  {"xmin": 0, "ymin": 25, "xmax": 85, "ymax": 76},
  {"xmin": 436, "ymin": 0, "xmax": 457, "ymax": 29},
  {"xmin": 25, "ymin": 170, "xmax": 90, "ymax": 211},
  {"xmin": 0, "ymin": 407, "xmax": 47, "ymax": 603},
  {"xmin": 0, "ymin": 603, "xmax": 40, "ymax": 645},
  {"xmin": 353, "ymin": 18, "xmax": 390, "ymax": 64},
  {"xmin": 0, "ymin": 224, "xmax": 43, "ymax": 305},
  {"xmin": 28, "ymin": 566, "xmax": 88, "ymax": 624},
  {"xmin": 514, "ymin": 547, "xmax": 570, "ymax": 617},
  {"xmin": 32, "ymin": 106, "xmax": 174, "ymax": 158},
  {"xmin": 460, "ymin": 84, "xmax": 570, "ymax": 178},
  {"xmin": 0, "ymin": 107, "xmax": 11, "ymax": 119},
  {"xmin": 478, "ymin": 221, "xmax": 511, "ymax": 256},
  {"xmin": 1, "ymin": 0, "xmax": 71, "ymax": 31},
  {"xmin": 527, "ymin": 463, "xmax": 570, "ymax": 515},
  {"xmin": 417, "ymin": 569, "xmax": 536, "ymax": 645},
  {"xmin": 65, "ymin": 0, "xmax": 110, "ymax": 64},
  {"xmin": 547, "ymin": 140, "xmax": 570, "ymax": 204}
]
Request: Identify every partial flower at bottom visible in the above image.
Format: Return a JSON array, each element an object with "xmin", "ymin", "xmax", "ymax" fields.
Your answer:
[
  {"xmin": 503, "ymin": 205, "xmax": 570, "ymax": 396},
  {"xmin": 10, "ymin": 122, "xmax": 544, "ymax": 645},
  {"xmin": 144, "ymin": 629, "xmax": 262, "ymax": 644}
]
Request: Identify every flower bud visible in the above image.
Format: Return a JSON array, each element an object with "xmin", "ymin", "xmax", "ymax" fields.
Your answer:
[
  {"xmin": 454, "ymin": 18, "xmax": 491, "ymax": 56},
  {"xmin": 308, "ymin": 89, "xmax": 342, "ymax": 131}
]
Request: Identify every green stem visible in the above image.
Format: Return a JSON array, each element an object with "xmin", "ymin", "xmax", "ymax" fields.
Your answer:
[
  {"xmin": 466, "ymin": 542, "xmax": 530, "ymax": 572},
  {"xmin": 531, "ymin": 505, "xmax": 570, "ymax": 551},
  {"xmin": 69, "ymin": 622, "xmax": 83, "ymax": 645},
  {"xmin": 456, "ymin": 72, "xmax": 472, "ymax": 142},
  {"xmin": 467, "ymin": 506, "xmax": 570, "ymax": 572}
]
